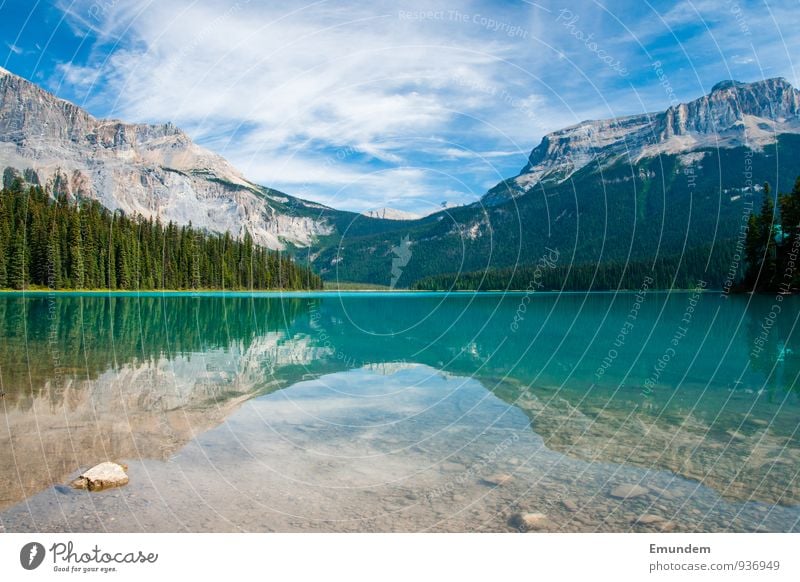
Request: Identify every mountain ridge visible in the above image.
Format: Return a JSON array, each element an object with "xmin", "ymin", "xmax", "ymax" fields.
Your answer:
[
  {"xmin": 0, "ymin": 66, "xmax": 346, "ymax": 249},
  {"xmin": 485, "ymin": 77, "xmax": 800, "ymax": 204},
  {"xmin": 308, "ymin": 76, "xmax": 800, "ymax": 285},
  {"xmin": 361, "ymin": 207, "xmax": 421, "ymax": 221},
  {"xmin": 4, "ymin": 67, "xmax": 800, "ymax": 287}
]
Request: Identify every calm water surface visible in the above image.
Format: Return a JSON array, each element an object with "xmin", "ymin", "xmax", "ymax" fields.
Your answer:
[{"xmin": 0, "ymin": 291, "xmax": 798, "ymax": 532}]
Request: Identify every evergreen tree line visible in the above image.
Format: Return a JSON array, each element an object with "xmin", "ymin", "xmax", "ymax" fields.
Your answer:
[
  {"xmin": 413, "ymin": 175, "xmax": 800, "ymax": 293},
  {"xmin": 743, "ymin": 178, "xmax": 800, "ymax": 291},
  {"xmin": 0, "ymin": 181, "xmax": 322, "ymax": 290},
  {"xmin": 413, "ymin": 245, "xmax": 738, "ymax": 291}
]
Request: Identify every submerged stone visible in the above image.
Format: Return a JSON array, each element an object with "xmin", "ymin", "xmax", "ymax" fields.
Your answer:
[
  {"xmin": 510, "ymin": 512, "xmax": 553, "ymax": 532},
  {"xmin": 610, "ymin": 483, "xmax": 649, "ymax": 499},
  {"xmin": 483, "ymin": 473, "xmax": 513, "ymax": 487},
  {"xmin": 635, "ymin": 513, "xmax": 665, "ymax": 524},
  {"xmin": 561, "ymin": 499, "xmax": 579, "ymax": 512}
]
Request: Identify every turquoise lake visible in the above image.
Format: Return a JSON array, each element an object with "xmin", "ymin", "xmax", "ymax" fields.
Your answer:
[{"xmin": 0, "ymin": 291, "xmax": 798, "ymax": 532}]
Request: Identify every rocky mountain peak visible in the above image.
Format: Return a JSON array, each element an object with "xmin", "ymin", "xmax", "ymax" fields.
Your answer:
[
  {"xmin": 660, "ymin": 77, "xmax": 800, "ymax": 139},
  {"xmin": 486, "ymin": 78, "xmax": 800, "ymax": 204},
  {"xmin": 0, "ymin": 67, "xmax": 333, "ymax": 249},
  {"xmin": 710, "ymin": 79, "xmax": 747, "ymax": 93}
]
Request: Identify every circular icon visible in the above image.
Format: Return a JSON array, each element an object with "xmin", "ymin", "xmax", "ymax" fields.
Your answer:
[{"xmin": 19, "ymin": 542, "xmax": 46, "ymax": 570}]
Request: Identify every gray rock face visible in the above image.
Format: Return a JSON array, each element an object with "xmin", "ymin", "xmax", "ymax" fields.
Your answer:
[
  {"xmin": 486, "ymin": 77, "xmax": 800, "ymax": 204},
  {"xmin": 0, "ymin": 66, "xmax": 331, "ymax": 249}
]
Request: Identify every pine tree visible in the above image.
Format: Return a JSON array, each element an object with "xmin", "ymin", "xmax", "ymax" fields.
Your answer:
[
  {"xmin": 47, "ymin": 216, "xmax": 62, "ymax": 289},
  {"xmin": 8, "ymin": 228, "xmax": 27, "ymax": 289},
  {"xmin": 68, "ymin": 209, "xmax": 84, "ymax": 288},
  {"xmin": 744, "ymin": 211, "xmax": 761, "ymax": 286},
  {"xmin": 757, "ymin": 183, "xmax": 777, "ymax": 288},
  {"xmin": 0, "ymin": 194, "xmax": 10, "ymax": 288}
]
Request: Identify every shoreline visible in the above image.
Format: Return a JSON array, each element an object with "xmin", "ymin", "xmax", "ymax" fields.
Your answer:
[{"xmin": 0, "ymin": 288, "xmax": 733, "ymax": 296}]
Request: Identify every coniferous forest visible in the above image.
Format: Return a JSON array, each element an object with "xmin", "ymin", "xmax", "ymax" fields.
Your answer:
[
  {"xmin": 414, "ymin": 176, "xmax": 800, "ymax": 293},
  {"xmin": 0, "ymin": 180, "xmax": 322, "ymax": 291},
  {"xmin": 412, "ymin": 245, "xmax": 735, "ymax": 291},
  {"xmin": 743, "ymin": 177, "xmax": 800, "ymax": 292}
]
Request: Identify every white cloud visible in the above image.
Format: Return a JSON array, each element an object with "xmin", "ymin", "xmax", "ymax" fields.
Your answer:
[
  {"xmin": 52, "ymin": 0, "xmax": 551, "ymax": 212},
  {"xmin": 54, "ymin": 62, "xmax": 101, "ymax": 92},
  {"xmin": 732, "ymin": 55, "xmax": 755, "ymax": 65},
  {"xmin": 50, "ymin": 0, "xmax": 800, "ymax": 212}
]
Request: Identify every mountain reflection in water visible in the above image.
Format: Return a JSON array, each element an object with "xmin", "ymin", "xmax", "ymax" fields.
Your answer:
[{"xmin": 0, "ymin": 292, "xmax": 798, "ymax": 532}]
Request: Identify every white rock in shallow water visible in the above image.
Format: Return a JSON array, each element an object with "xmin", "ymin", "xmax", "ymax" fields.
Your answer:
[
  {"xmin": 71, "ymin": 462, "xmax": 129, "ymax": 491},
  {"xmin": 610, "ymin": 484, "xmax": 649, "ymax": 499}
]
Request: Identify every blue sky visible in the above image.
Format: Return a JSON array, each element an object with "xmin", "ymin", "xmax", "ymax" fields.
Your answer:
[{"xmin": 1, "ymin": 0, "xmax": 798, "ymax": 214}]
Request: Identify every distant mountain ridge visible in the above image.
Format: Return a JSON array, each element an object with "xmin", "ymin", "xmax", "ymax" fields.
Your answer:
[
  {"xmin": 4, "ymin": 67, "xmax": 800, "ymax": 287},
  {"xmin": 0, "ymin": 65, "xmax": 342, "ymax": 249},
  {"xmin": 309, "ymin": 78, "xmax": 800, "ymax": 286},
  {"xmin": 485, "ymin": 77, "xmax": 800, "ymax": 204},
  {"xmin": 361, "ymin": 207, "xmax": 421, "ymax": 220}
]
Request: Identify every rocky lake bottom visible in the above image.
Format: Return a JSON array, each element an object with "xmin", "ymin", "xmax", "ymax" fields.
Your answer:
[{"xmin": 2, "ymin": 365, "xmax": 798, "ymax": 533}]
